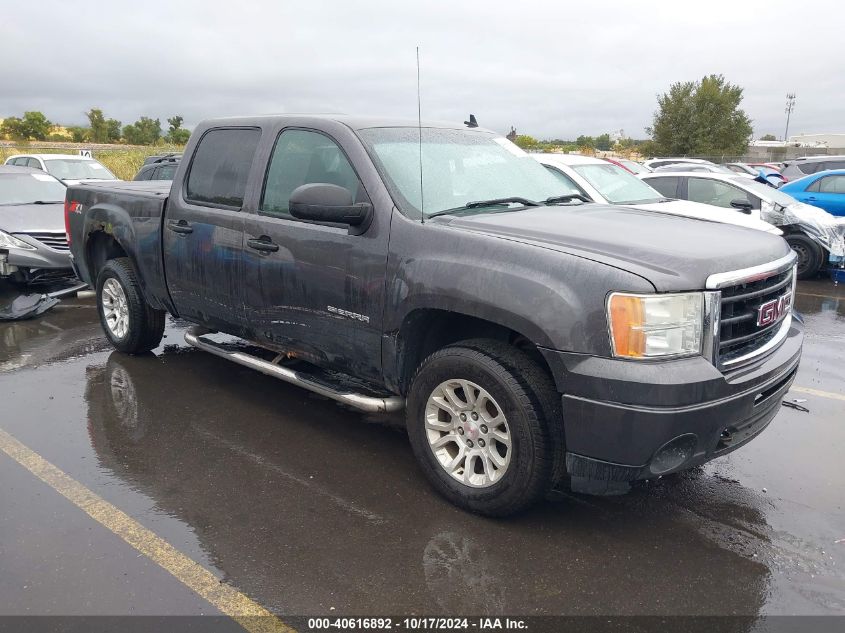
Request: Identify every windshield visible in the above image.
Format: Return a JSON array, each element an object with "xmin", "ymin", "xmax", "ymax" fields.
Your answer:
[
  {"xmin": 571, "ymin": 163, "xmax": 663, "ymax": 204},
  {"xmin": 619, "ymin": 159, "xmax": 647, "ymax": 174},
  {"xmin": 44, "ymin": 158, "xmax": 117, "ymax": 180},
  {"xmin": 728, "ymin": 176, "xmax": 799, "ymax": 205},
  {"xmin": 0, "ymin": 172, "xmax": 67, "ymax": 205},
  {"xmin": 358, "ymin": 128, "xmax": 570, "ymax": 217}
]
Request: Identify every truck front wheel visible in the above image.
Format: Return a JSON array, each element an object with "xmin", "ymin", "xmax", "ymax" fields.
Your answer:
[
  {"xmin": 96, "ymin": 258, "xmax": 165, "ymax": 354},
  {"xmin": 406, "ymin": 339, "xmax": 562, "ymax": 516}
]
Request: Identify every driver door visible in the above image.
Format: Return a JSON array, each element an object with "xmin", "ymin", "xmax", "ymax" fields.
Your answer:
[{"xmin": 240, "ymin": 127, "xmax": 389, "ymax": 382}]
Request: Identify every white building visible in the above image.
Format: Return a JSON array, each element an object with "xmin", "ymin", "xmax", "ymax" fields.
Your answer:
[{"xmin": 786, "ymin": 133, "xmax": 845, "ymax": 148}]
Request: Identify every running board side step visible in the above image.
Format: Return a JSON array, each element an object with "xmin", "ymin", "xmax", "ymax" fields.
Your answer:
[{"xmin": 184, "ymin": 326, "xmax": 405, "ymax": 413}]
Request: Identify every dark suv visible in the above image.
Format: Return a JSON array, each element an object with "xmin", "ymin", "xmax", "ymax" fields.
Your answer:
[
  {"xmin": 782, "ymin": 155, "xmax": 845, "ymax": 181},
  {"xmin": 133, "ymin": 154, "xmax": 181, "ymax": 181}
]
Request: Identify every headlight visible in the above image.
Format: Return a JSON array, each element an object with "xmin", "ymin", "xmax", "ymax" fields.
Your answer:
[
  {"xmin": 0, "ymin": 230, "xmax": 37, "ymax": 251},
  {"xmin": 607, "ymin": 292, "xmax": 703, "ymax": 359}
]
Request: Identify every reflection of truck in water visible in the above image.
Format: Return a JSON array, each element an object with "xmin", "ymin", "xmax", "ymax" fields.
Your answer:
[
  {"xmin": 85, "ymin": 351, "xmax": 770, "ymax": 614},
  {"xmin": 68, "ymin": 114, "xmax": 802, "ymax": 515}
]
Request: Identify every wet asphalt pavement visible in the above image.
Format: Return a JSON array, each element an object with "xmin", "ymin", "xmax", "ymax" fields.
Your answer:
[{"xmin": 0, "ymin": 280, "xmax": 843, "ymax": 623}]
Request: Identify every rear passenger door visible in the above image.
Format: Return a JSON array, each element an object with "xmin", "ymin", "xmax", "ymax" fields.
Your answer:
[
  {"xmin": 241, "ymin": 127, "xmax": 389, "ymax": 382},
  {"xmin": 163, "ymin": 127, "xmax": 262, "ymax": 334}
]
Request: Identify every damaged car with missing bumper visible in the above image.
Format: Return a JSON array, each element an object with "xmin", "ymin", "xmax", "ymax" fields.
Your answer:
[
  {"xmin": 65, "ymin": 115, "xmax": 803, "ymax": 516},
  {"xmin": 642, "ymin": 170, "xmax": 845, "ymax": 278},
  {"xmin": 0, "ymin": 165, "xmax": 75, "ymax": 286}
]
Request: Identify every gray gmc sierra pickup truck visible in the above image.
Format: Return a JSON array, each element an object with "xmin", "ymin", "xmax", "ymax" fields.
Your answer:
[{"xmin": 66, "ymin": 115, "xmax": 803, "ymax": 515}]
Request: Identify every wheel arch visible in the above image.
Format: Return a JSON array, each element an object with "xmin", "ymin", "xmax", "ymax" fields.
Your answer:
[
  {"xmin": 389, "ymin": 307, "xmax": 558, "ymax": 397},
  {"xmin": 81, "ymin": 203, "xmax": 171, "ymax": 311}
]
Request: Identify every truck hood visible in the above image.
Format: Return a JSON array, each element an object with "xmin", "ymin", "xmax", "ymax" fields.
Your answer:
[
  {"xmin": 633, "ymin": 200, "xmax": 782, "ymax": 235},
  {"xmin": 1, "ymin": 202, "xmax": 65, "ymax": 233},
  {"xmin": 444, "ymin": 204, "xmax": 791, "ymax": 292}
]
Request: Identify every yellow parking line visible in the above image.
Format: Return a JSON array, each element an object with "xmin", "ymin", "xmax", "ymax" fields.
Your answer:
[
  {"xmin": 791, "ymin": 386, "xmax": 845, "ymax": 402},
  {"xmin": 0, "ymin": 427, "xmax": 294, "ymax": 633}
]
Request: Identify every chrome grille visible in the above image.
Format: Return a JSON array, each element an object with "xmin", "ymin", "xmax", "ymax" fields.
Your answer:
[
  {"xmin": 24, "ymin": 232, "xmax": 69, "ymax": 251},
  {"xmin": 706, "ymin": 253, "xmax": 797, "ymax": 369}
]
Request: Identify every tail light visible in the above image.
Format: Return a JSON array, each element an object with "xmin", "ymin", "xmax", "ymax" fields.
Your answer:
[{"xmin": 64, "ymin": 200, "xmax": 81, "ymax": 245}]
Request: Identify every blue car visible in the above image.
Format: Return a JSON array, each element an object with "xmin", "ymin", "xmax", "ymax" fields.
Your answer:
[{"xmin": 780, "ymin": 169, "xmax": 845, "ymax": 216}]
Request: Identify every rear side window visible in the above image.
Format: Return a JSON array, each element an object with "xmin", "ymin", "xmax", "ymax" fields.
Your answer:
[
  {"xmin": 185, "ymin": 127, "xmax": 261, "ymax": 208},
  {"xmin": 260, "ymin": 129, "xmax": 364, "ymax": 219},
  {"xmin": 646, "ymin": 176, "xmax": 679, "ymax": 198},
  {"xmin": 819, "ymin": 175, "xmax": 845, "ymax": 194},
  {"xmin": 157, "ymin": 164, "xmax": 177, "ymax": 180},
  {"xmin": 825, "ymin": 160, "xmax": 845, "ymax": 170},
  {"xmin": 800, "ymin": 161, "xmax": 826, "ymax": 174}
]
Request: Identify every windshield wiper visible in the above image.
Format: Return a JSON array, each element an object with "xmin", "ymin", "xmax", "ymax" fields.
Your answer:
[
  {"xmin": 32, "ymin": 200, "xmax": 64, "ymax": 205},
  {"xmin": 427, "ymin": 196, "xmax": 540, "ymax": 219},
  {"xmin": 544, "ymin": 194, "xmax": 590, "ymax": 205}
]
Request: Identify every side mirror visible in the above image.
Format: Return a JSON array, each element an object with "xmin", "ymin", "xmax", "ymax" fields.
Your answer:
[
  {"xmin": 730, "ymin": 198, "xmax": 753, "ymax": 213},
  {"xmin": 289, "ymin": 183, "xmax": 373, "ymax": 235}
]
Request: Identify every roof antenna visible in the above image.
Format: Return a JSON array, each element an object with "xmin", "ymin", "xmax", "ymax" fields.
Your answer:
[
  {"xmin": 417, "ymin": 46, "xmax": 425, "ymax": 224},
  {"xmin": 464, "ymin": 114, "xmax": 478, "ymax": 128}
]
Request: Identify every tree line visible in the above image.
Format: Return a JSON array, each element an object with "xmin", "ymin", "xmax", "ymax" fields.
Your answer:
[
  {"xmin": 514, "ymin": 74, "xmax": 764, "ymax": 157},
  {"xmin": 513, "ymin": 133, "xmax": 638, "ymax": 153},
  {"xmin": 0, "ymin": 108, "xmax": 190, "ymax": 145}
]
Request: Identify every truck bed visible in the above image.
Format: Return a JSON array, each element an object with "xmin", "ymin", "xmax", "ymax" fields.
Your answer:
[
  {"xmin": 77, "ymin": 180, "xmax": 171, "ymax": 197},
  {"xmin": 66, "ymin": 179, "xmax": 173, "ymax": 311}
]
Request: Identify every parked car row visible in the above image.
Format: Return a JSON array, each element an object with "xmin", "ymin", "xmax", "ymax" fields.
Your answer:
[
  {"xmin": 556, "ymin": 154, "xmax": 845, "ymax": 278},
  {"xmin": 4, "ymin": 154, "xmax": 118, "ymax": 185},
  {"xmin": 3, "ymin": 142, "xmax": 844, "ymax": 294}
]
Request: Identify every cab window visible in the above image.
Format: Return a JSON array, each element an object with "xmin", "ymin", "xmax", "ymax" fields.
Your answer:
[{"xmin": 185, "ymin": 127, "xmax": 261, "ymax": 209}]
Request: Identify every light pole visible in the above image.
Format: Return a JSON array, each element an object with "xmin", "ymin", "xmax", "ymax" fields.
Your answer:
[{"xmin": 783, "ymin": 93, "xmax": 796, "ymax": 143}]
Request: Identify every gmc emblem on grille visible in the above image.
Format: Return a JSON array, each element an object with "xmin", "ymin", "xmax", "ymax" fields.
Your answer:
[{"xmin": 757, "ymin": 292, "xmax": 792, "ymax": 327}]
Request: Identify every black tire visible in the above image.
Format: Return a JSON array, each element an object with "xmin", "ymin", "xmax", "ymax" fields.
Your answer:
[
  {"xmin": 406, "ymin": 339, "xmax": 563, "ymax": 517},
  {"xmin": 96, "ymin": 257, "xmax": 165, "ymax": 354},
  {"xmin": 785, "ymin": 233, "xmax": 823, "ymax": 280}
]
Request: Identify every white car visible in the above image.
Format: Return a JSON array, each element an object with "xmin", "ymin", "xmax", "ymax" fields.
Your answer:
[
  {"xmin": 532, "ymin": 153, "xmax": 781, "ymax": 236},
  {"xmin": 4, "ymin": 154, "xmax": 118, "ymax": 185},
  {"xmin": 641, "ymin": 170, "xmax": 845, "ymax": 278}
]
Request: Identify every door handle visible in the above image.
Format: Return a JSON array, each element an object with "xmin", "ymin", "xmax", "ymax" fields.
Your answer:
[
  {"xmin": 247, "ymin": 237, "xmax": 279, "ymax": 253},
  {"xmin": 167, "ymin": 219, "xmax": 193, "ymax": 234},
  {"xmin": 806, "ymin": 196, "xmax": 817, "ymax": 201}
]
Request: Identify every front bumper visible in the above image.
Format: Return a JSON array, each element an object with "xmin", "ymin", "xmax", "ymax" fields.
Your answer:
[
  {"xmin": 540, "ymin": 317, "xmax": 804, "ymax": 481},
  {"xmin": 2, "ymin": 236, "xmax": 73, "ymax": 283},
  {"xmin": 3, "ymin": 240, "xmax": 71, "ymax": 270}
]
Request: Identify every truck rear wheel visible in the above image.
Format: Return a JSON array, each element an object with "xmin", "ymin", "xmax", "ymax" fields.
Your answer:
[
  {"xmin": 96, "ymin": 258, "xmax": 165, "ymax": 354},
  {"xmin": 406, "ymin": 339, "xmax": 562, "ymax": 516},
  {"xmin": 785, "ymin": 233, "xmax": 823, "ymax": 279}
]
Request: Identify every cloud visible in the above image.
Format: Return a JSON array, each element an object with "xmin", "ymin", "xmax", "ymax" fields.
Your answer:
[{"xmin": 1, "ymin": 0, "xmax": 842, "ymax": 139}]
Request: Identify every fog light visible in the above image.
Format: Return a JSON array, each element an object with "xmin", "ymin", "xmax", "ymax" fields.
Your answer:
[{"xmin": 649, "ymin": 434, "xmax": 697, "ymax": 475}]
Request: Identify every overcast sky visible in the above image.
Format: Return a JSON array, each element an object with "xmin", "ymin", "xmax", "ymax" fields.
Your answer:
[{"xmin": 2, "ymin": 0, "xmax": 843, "ymax": 139}]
